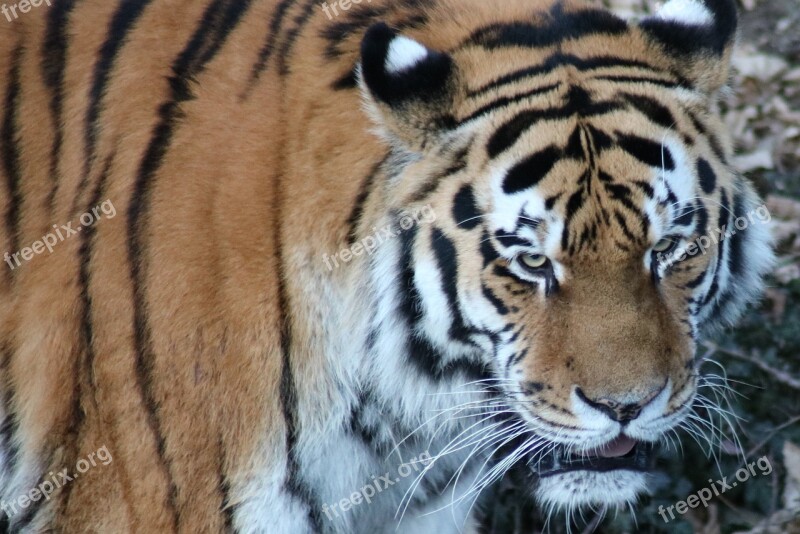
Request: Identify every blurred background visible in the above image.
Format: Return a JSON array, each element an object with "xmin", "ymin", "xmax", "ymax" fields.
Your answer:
[{"xmin": 482, "ymin": 0, "xmax": 800, "ymax": 532}]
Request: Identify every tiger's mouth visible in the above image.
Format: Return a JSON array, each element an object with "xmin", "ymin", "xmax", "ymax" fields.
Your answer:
[{"xmin": 533, "ymin": 436, "xmax": 657, "ymax": 477}]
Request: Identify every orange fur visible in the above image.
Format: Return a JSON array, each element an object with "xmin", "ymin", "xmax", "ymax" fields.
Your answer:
[{"xmin": 0, "ymin": 0, "xmax": 769, "ymax": 531}]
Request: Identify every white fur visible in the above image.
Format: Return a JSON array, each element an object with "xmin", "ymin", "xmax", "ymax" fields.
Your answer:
[
  {"xmin": 536, "ymin": 470, "xmax": 650, "ymax": 510},
  {"xmin": 656, "ymin": 0, "xmax": 714, "ymax": 26},
  {"xmin": 385, "ymin": 36, "xmax": 428, "ymax": 74},
  {"xmin": 235, "ymin": 457, "xmax": 313, "ymax": 534}
]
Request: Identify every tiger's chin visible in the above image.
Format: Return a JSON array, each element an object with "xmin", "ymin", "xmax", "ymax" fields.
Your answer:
[
  {"xmin": 531, "ymin": 441, "xmax": 657, "ymax": 510},
  {"xmin": 535, "ymin": 470, "xmax": 650, "ymax": 510}
]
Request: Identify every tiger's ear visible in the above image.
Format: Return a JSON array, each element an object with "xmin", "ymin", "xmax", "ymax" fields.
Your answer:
[
  {"xmin": 359, "ymin": 23, "xmax": 460, "ymax": 152},
  {"xmin": 639, "ymin": 0, "xmax": 737, "ymax": 95}
]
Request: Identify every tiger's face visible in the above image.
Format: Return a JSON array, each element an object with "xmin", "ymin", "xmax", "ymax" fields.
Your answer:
[
  {"xmin": 359, "ymin": 0, "xmax": 773, "ymax": 514},
  {"xmin": 467, "ymin": 88, "xmax": 715, "ymax": 507}
]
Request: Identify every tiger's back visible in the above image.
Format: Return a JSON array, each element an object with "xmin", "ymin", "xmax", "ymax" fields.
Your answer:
[
  {"xmin": 0, "ymin": 0, "xmax": 329, "ymax": 530},
  {"xmin": 0, "ymin": 0, "xmax": 774, "ymax": 532}
]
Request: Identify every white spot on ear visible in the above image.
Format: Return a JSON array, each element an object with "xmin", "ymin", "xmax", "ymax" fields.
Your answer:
[
  {"xmin": 656, "ymin": 0, "xmax": 714, "ymax": 26},
  {"xmin": 385, "ymin": 36, "xmax": 428, "ymax": 74}
]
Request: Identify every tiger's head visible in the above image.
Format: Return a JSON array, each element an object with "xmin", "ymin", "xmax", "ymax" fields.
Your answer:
[{"xmin": 357, "ymin": 0, "xmax": 773, "ymax": 514}]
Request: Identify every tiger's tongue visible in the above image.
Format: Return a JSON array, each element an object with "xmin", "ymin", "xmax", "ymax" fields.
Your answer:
[{"xmin": 597, "ymin": 435, "xmax": 637, "ymax": 458}]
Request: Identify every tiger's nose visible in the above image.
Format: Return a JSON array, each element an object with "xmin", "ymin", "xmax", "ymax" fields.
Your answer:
[{"xmin": 575, "ymin": 383, "xmax": 666, "ymax": 424}]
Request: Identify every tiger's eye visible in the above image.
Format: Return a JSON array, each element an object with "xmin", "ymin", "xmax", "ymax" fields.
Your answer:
[
  {"xmin": 520, "ymin": 253, "xmax": 548, "ymax": 269},
  {"xmin": 653, "ymin": 238, "xmax": 675, "ymax": 253}
]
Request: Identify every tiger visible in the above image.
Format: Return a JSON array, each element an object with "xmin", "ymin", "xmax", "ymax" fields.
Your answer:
[{"xmin": 0, "ymin": 0, "xmax": 775, "ymax": 531}]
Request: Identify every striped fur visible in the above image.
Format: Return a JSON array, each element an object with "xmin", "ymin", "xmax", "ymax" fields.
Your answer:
[{"xmin": 0, "ymin": 0, "xmax": 773, "ymax": 532}]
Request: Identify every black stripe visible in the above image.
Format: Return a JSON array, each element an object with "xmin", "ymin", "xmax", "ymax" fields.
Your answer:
[
  {"xmin": 82, "ymin": 156, "xmax": 117, "ymax": 382},
  {"xmin": 563, "ymin": 125, "xmax": 584, "ymax": 159},
  {"xmin": 479, "ymin": 230, "xmax": 499, "ymax": 267},
  {"xmin": 408, "ymin": 177, "xmax": 441, "ymax": 205},
  {"xmin": 494, "ymin": 229, "xmax": 529, "ymax": 249},
  {"xmin": 661, "ymin": 184, "xmax": 679, "ymax": 208},
  {"xmin": 77, "ymin": 0, "xmax": 152, "ymax": 214},
  {"xmin": 60, "ymin": 148, "xmax": 117, "ymax": 522},
  {"xmin": 631, "ymin": 180, "xmax": 655, "ymax": 198},
  {"xmin": 576, "ymin": 225, "xmax": 591, "ymax": 250},
  {"xmin": 604, "ymin": 183, "xmax": 639, "ymax": 216},
  {"xmin": 346, "ymin": 156, "xmax": 386, "ymax": 246},
  {"xmin": 606, "ymin": 183, "xmax": 650, "ymax": 237},
  {"xmin": 622, "ymin": 92, "xmax": 677, "ymax": 130},
  {"xmin": 277, "ymin": 0, "xmax": 317, "ymax": 76},
  {"xmin": 346, "ymin": 388, "xmax": 403, "ymax": 457},
  {"xmin": 331, "ymin": 68, "xmax": 357, "ymax": 90},
  {"xmin": 586, "ymin": 124, "xmax": 613, "ymax": 152},
  {"xmin": 580, "ymin": 128, "xmax": 596, "ymax": 179},
  {"xmin": 616, "ymin": 133, "xmax": 675, "ymax": 170},
  {"xmin": 245, "ymin": 0, "xmax": 295, "ymax": 94},
  {"xmin": 217, "ymin": 435, "xmax": 236, "ymax": 533},
  {"xmin": 465, "ymin": 6, "xmax": 627, "ymax": 50},
  {"xmin": 453, "ymin": 185, "xmax": 481, "ymax": 229},
  {"xmin": 347, "ymin": 390, "xmax": 379, "ymax": 452},
  {"xmin": 726, "ymin": 191, "xmax": 746, "ymax": 280},
  {"xmin": 685, "ymin": 109, "xmax": 725, "ymax": 161},
  {"xmin": 41, "ymin": 0, "xmax": 78, "ymax": 210},
  {"xmin": 320, "ymin": 4, "xmax": 388, "ymax": 59},
  {"xmin": 482, "ymin": 284, "xmax": 508, "ymax": 315},
  {"xmin": 561, "ymin": 190, "xmax": 585, "ymax": 250},
  {"xmin": 266, "ymin": 2, "xmax": 324, "ymax": 523},
  {"xmin": 397, "ymin": 226, "xmax": 486, "ymax": 380},
  {"xmin": 694, "ymin": 200, "xmax": 709, "ymax": 238},
  {"xmin": 708, "ymin": 185, "xmax": 743, "ymax": 317},
  {"xmin": 127, "ymin": 0, "xmax": 255, "ymax": 527},
  {"xmin": 613, "ymin": 210, "xmax": 639, "ymax": 245},
  {"xmin": 397, "ymin": 225, "xmax": 441, "ymax": 377},
  {"xmin": 697, "ymin": 158, "xmax": 716, "ymax": 194},
  {"xmin": 487, "ymin": 110, "xmax": 538, "ymax": 159},
  {"xmin": 592, "ymin": 74, "xmax": 680, "ymax": 88},
  {"xmin": 409, "ymin": 143, "xmax": 470, "ymax": 203},
  {"xmin": 517, "ymin": 216, "xmax": 543, "ymax": 232},
  {"xmin": 544, "ymin": 193, "xmax": 562, "ymax": 211},
  {"xmin": 277, "ymin": 290, "xmax": 322, "ymax": 530},
  {"xmin": 685, "ymin": 268, "xmax": 709, "ymax": 289},
  {"xmin": 486, "ymin": 94, "xmax": 623, "ymax": 158},
  {"xmin": 598, "ymin": 170, "xmax": 614, "ymax": 183},
  {"xmin": 431, "ymin": 227, "xmax": 475, "ymax": 344},
  {"xmin": 460, "ymin": 82, "xmax": 560, "ymax": 124},
  {"xmin": 492, "ymin": 263, "xmax": 514, "ymax": 279},
  {"xmin": 469, "ymin": 54, "xmax": 679, "ymax": 97},
  {"xmin": 674, "ymin": 203, "xmax": 695, "ymax": 227},
  {"xmin": 2, "ymin": 43, "xmax": 23, "ymax": 273},
  {"xmin": 502, "ymin": 146, "xmax": 560, "ymax": 194},
  {"xmin": 702, "ymin": 189, "xmax": 730, "ymax": 306}
]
